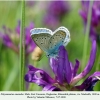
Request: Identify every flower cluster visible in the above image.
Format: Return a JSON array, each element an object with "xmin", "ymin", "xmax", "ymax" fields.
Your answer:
[
  {"xmin": 79, "ymin": 1, "xmax": 100, "ymax": 41},
  {"xmin": 0, "ymin": 21, "xmax": 36, "ymax": 56},
  {"xmin": 43, "ymin": 1, "xmax": 69, "ymax": 30},
  {"xmin": 25, "ymin": 39, "xmax": 100, "ymax": 91}
]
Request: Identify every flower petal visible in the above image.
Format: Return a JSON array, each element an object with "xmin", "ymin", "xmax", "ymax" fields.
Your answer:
[
  {"xmin": 60, "ymin": 46, "xmax": 72, "ymax": 84},
  {"xmin": 79, "ymin": 10, "xmax": 87, "ymax": 22},
  {"xmin": 71, "ymin": 39, "xmax": 97, "ymax": 85},
  {"xmin": 73, "ymin": 59, "xmax": 80, "ymax": 77},
  {"xmin": 2, "ymin": 34, "xmax": 13, "ymax": 48},
  {"xmin": 50, "ymin": 46, "xmax": 72, "ymax": 84},
  {"xmin": 43, "ymin": 84, "xmax": 61, "ymax": 91},
  {"xmin": 24, "ymin": 65, "xmax": 55, "ymax": 87},
  {"xmin": 50, "ymin": 57, "xmax": 64, "ymax": 84},
  {"xmin": 49, "ymin": 58, "xmax": 58, "ymax": 77},
  {"xmin": 76, "ymin": 71, "xmax": 100, "ymax": 91}
]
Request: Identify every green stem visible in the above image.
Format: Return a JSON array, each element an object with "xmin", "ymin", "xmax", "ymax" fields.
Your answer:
[
  {"xmin": 20, "ymin": 0, "xmax": 25, "ymax": 91},
  {"xmin": 82, "ymin": 0, "xmax": 93, "ymax": 70}
]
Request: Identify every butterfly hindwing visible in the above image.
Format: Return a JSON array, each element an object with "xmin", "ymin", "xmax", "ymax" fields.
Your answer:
[
  {"xmin": 57, "ymin": 27, "xmax": 70, "ymax": 46},
  {"xmin": 48, "ymin": 28, "xmax": 66, "ymax": 52}
]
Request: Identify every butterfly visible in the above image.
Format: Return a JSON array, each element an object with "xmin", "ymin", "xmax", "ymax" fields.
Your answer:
[{"xmin": 30, "ymin": 26, "xmax": 70, "ymax": 58}]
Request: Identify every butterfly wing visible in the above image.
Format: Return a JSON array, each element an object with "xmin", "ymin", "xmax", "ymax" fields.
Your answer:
[
  {"xmin": 57, "ymin": 27, "xmax": 70, "ymax": 46},
  {"xmin": 48, "ymin": 27, "xmax": 69, "ymax": 52},
  {"xmin": 30, "ymin": 28, "xmax": 52, "ymax": 52}
]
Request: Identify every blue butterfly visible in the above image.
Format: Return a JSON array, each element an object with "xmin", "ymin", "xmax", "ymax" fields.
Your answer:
[{"xmin": 30, "ymin": 26, "xmax": 70, "ymax": 58}]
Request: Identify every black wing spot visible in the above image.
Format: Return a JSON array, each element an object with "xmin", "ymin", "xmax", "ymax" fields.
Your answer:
[
  {"xmin": 47, "ymin": 54, "xmax": 50, "ymax": 57},
  {"xmin": 53, "ymin": 37, "xmax": 54, "ymax": 39}
]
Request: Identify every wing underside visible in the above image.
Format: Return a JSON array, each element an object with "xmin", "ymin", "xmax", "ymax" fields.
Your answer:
[
  {"xmin": 31, "ymin": 33, "xmax": 51, "ymax": 52},
  {"xmin": 49, "ymin": 30, "xmax": 66, "ymax": 51}
]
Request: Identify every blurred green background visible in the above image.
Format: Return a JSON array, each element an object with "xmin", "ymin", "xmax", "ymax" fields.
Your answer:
[{"xmin": 0, "ymin": 1, "xmax": 99, "ymax": 91}]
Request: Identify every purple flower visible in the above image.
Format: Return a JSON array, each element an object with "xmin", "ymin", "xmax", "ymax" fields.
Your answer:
[
  {"xmin": 79, "ymin": 1, "xmax": 100, "ymax": 40},
  {"xmin": 25, "ymin": 39, "xmax": 100, "ymax": 91},
  {"xmin": 43, "ymin": 15, "xmax": 59, "ymax": 30},
  {"xmin": 75, "ymin": 72, "xmax": 100, "ymax": 91},
  {"xmin": 26, "ymin": 1, "xmax": 35, "ymax": 7},
  {"xmin": 43, "ymin": 1, "xmax": 69, "ymax": 30},
  {"xmin": 0, "ymin": 21, "xmax": 36, "ymax": 55},
  {"xmin": 47, "ymin": 1, "xmax": 69, "ymax": 18}
]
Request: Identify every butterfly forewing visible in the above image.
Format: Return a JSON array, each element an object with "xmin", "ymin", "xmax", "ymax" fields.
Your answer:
[
  {"xmin": 31, "ymin": 33, "xmax": 51, "ymax": 52},
  {"xmin": 49, "ymin": 30, "xmax": 66, "ymax": 51}
]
